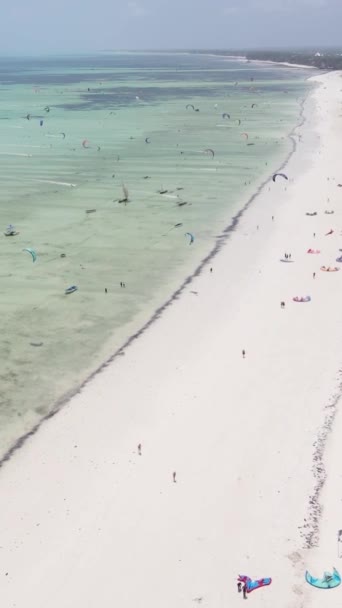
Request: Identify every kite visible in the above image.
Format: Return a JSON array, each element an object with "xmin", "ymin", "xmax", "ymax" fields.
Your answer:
[
  {"xmin": 23, "ymin": 247, "xmax": 37, "ymax": 262},
  {"xmin": 185, "ymin": 232, "xmax": 194, "ymax": 244},
  {"xmin": 237, "ymin": 575, "xmax": 272, "ymax": 594},
  {"xmin": 305, "ymin": 568, "xmax": 341, "ymax": 589},
  {"xmin": 293, "ymin": 296, "xmax": 311, "ymax": 302},
  {"xmin": 204, "ymin": 148, "xmax": 215, "ymax": 158},
  {"xmin": 272, "ymin": 173, "xmax": 288, "ymax": 182}
]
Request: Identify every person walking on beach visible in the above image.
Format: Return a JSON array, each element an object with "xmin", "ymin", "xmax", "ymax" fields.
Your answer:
[
  {"xmin": 173, "ymin": 471, "xmax": 177, "ymax": 483},
  {"xmin": 242, "ymin": 350, "xmax": 246, "ymax": 359},
  {"xmin": 242, "ymin": 583, "xmax": 248, "ymax": 599},
  {"xmin": 138, "ymin": 443, "xmax": 142, "ymax": 456},
  {"xmin": 313, "ymin": 272, "xmax": 316, "ymax": 279},
  {"xmin": 237, "ymin": 582, "xmax": 242, "ymax": 593}
]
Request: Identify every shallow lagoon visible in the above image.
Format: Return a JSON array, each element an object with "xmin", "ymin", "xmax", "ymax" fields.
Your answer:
[{"xmin": 0, "ymin": 53, "xmax": 311, "ymax": 456}]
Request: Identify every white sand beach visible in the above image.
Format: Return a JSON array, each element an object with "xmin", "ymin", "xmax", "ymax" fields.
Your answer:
[{"xmin": 1, "ymin": 70, "xmax": 342, "ymax": 608}]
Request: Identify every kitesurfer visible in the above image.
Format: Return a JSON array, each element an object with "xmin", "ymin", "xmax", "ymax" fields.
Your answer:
[
  {"xmin": 242, "ymin": 584, "xmax": 247, "ymax": 599},
  {"xmin": 237, "ymin": 582, "xmax": 242, "ymax": 593},
  {"xmin": 173, "ymin": 471, "xmax": 177, "ymax": 483}
]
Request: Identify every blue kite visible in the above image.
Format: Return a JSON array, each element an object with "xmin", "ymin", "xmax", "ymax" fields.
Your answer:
[
  {"xmin": 305, "ymin": 568, "xmax": 341, "ymax": 589},
  {"xmin": 238, "ymin": 574, "xmax": 272, "ymax": 594}
]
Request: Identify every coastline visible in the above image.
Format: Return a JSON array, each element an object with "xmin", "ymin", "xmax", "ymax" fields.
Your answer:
[
  {"xmin": 194, "ymin": 52, "xmax": 317, "ymax": 70},
  {"xmin": 0, "ymin": 78, "xmax": 309, "ymax": 469},
  {"xmin": 251, "ymin": 59, "xmax": 316, "ymax": 69},
  {"xmin": 1, "ymin": 70, "xmax": 342, "ymax": 607},
  {"xmin": 0, "ymin": 54, "xmax": 307, "ymax": 461}
]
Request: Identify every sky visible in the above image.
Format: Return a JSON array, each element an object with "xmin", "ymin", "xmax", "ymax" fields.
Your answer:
[{"xmin": 1, "ymin": 0, "xmax": 342, "ymax": 54}]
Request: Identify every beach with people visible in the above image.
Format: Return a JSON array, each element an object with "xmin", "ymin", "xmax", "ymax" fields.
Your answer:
[{"xmin": 1, "ymin": 67, "xmax": 342, "ymax": 607}]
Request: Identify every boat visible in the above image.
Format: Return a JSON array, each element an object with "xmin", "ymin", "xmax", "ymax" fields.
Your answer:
[{"xmin": 65, "ymin": 285, "xmax": 78, "ymax": 295}]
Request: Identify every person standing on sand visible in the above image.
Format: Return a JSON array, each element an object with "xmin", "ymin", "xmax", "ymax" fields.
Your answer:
[
  {"xmin": 237, "ymin": 582, "xmax": 242, "ymax": 593},
  {"xmin": 138, "ymin": 443, "xmax": 142, "ymax": 456},
  {"xmin": 242, "ymin": 583, "xmax": 248, "ymax": 599},
  {"xmin": 313, "ymin": 272, "xmax": 316, "ymax": 279},
  {"xmin": 242, "ymin": 350, "xmax": 246, "ymax": 359},
  {"xmin": 173, "ymin": 471, "xmax": 177, "ymax": 483}
]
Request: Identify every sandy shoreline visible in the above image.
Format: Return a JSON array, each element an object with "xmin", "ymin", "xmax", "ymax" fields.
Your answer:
[
  {"xmin": 1, "ymin": 70, "xmax": 342, "ymax": 607},
  {"xmin": 203, "ymin": 52, "xmax": 316, "ymax": 70}
]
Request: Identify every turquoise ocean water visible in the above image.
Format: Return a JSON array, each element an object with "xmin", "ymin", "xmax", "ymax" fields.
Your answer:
[{"xmin": 0, "ymin": 53, "xmax": 312, "ymax": 456}]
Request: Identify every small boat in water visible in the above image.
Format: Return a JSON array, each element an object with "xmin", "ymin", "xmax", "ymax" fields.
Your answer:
[{"xmin": 65, "ymin": 285, "xmax": 78, "ymax": 295}]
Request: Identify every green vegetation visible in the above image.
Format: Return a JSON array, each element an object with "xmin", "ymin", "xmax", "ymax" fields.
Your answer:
[{"xmin": 189, "ymin": 49, "xmax": 342, "ymax": 70}]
